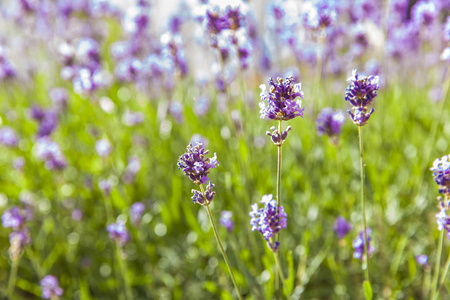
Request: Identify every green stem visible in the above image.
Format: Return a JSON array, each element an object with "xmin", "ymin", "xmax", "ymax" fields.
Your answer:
[
  {"xmin": 277, "ymin": 120, "xmax": 283, "ymax": 207},
  {"xmin": 431, "ymin": 230, "xmax": 445, "ymax": 300},
  {"xmin": 437, "ymin": 250, "xmax": 450, "ymax": 300},
  {"xmin": 273, "ymin": 251, "xmax": 291, "ymax": 299},
  {"xmin": 7, "ymin": 258, "xmax": 19, "ymax": 298},
  {"xmin": 201, "ymin": 185, "xmax": 242, "ymax": 300},
  {"xmin": 116, "ymin": 246, "xmax": 133, "ymax": 300},
  {"xmin": 358, "ymin": 126, "xmax": 370, "ymax": 282}
]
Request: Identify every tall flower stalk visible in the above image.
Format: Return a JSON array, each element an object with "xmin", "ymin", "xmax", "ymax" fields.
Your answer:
[
  {"xmin": 345, "ymin": 69, "xmax": 380, "ymax": 286},
  {"xmin": 178, "ymin": 143, "xmax": 242, "ymax": 300}
]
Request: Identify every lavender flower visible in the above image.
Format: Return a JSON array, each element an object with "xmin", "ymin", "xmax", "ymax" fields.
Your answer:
[
  {"xmin": 34, "ymin": 138, "xmax": 67, "ymax": 170},
  {"xmin": 430, "ymin": 154, "xmax": 450, "ymax": 195},
  {"xmin": 107, "ymin": 220, "xmax": 129, "ymax": 246},
  {"xmin": 0, "ymin": 126, "xmax": 19, "ymax": 147},
  {"xmin": 220, "ymin": 210, "xmax": 234, "ymax": 231},
  {"xmin": 302, "ymin": 0, "xmax": 337, "ymax": 29},
  {"xmin": 250, "ymin": 194, "xmax": 287, "ymax": 252},
  {"xmin": 416, "ymin": 254, "xmax": 429, "ymax": 267},
  {"xmin": 130, "ymin": 202, "xmax": 145, "ymax": 226},
  {"xmin": 412, "ymin": 1, "xmax": 437, "ymax": 27},
  {"xmin": 191, "ymin": 182, "xmax": 216, "ymax": 206},
  {"xmin": 259, "ymin": 76, "xmax": 304, "ymax": 121},
  {"xmin": 266, "ymin": 125, "xmax": 292, "ymax": 146},
  {"xmin": 9, "ymin": 228, "xmax": 31, "ymax": 260},
  {"xmin": 40, "ymin": 275, "xmax": 63, "ymax": 299},
  {"xmin": 333, "ymin": 216, "xmax": 352, "ymax": 239},
  {"xmin": 177, "ymin": 143, "xmax": 219, "ymax": 185},
  {"xmin": 436, "ymin": 200, "xmax": 450, "ymax": 239},
  {"xmin": 99, "ymin": 178, "xmax": 113, "ymax": 196},
  {"xmin": 316, "ymin": 108, "xmax": 345, "ymax": 139},
  {"xmin": 123, "ymin": 155, "xmax": 141, "ymax": 184},
  {"xmin": 2, "ymin": 207, "xmax": 28, "ymax": 230},
  {"xmin": 95, "ymin": 139, "xmax": 112, "ymax": 157},
  {"xmin": 345, "ymin": 69, "xmax": 380, "ymax": 126},
  {"xmin": 352, "ymin": 228, "xmax": 375, "ymax": 260}
]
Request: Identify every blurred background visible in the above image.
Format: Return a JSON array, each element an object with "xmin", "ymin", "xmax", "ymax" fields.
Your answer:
[{"xmin": 0, "ymin": 0, "xmax": 449, "ymax": 299}]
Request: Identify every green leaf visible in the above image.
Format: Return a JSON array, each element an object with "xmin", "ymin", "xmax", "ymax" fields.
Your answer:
[{"xmin": 363, "ymin": 280, "xmax": 373, "ymax": 300}]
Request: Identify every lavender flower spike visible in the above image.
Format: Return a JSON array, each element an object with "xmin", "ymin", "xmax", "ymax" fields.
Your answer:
[
  {"xmin": 259, "ymin": 76, "xmax": 304, "ymax": 121},
  {"xmin": 220, "ymin": 210, "xmax": 234, "ymax": 232},
  {"xmin": 107, "ymin": 221, "xmax": 129, "ymax": 246},
  {"xmin": 129, "ymin": 202, "xmax": 145, "ymax": 226},
  {"xmin": 430, "ymin": 154, "xmax": 450, "ymax": 195},
  {"xmin": 177, "ymin": 143, "xmax": 219, "ymax": 185},
  {"xmin": 436, "ymin": 200, "xmax": 450, "ymax": 239},
  {"xmin": 345, "ymin": 69, "xmax": 380, "ymax": 126},
  {"xmin": 250, "ymin": 194, "xmax": 287, "ymax": 252},
  {"xmin": 333, "ymin": 216, "xmax": 352, "ymax": 239},
  {"xmin": 352, "ymin": 228, "xmax": 375, "ymax": 260},
  {"xmin": 316, "ymin": 108, "xmax": 345, "ymax": 139},
  {"xmin": 40, "ymin": 275, "xmax": 63, "ymax": 299}
]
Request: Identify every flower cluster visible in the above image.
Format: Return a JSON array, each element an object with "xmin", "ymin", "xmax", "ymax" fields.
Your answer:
[
  {"xmin": 316, "ymin": 108, "xmax": 345, "ymax": 139},
  {"xmin": 250, "ymin": 194, "xmax": 287, "ymax": 252},
  {"xmin": 2, "ymin": 206, "xmax": 32, "ymax": 260},
  {"xmin": 40, "ymin": 275, "xmax": 63, "ymax": 299},
  {"xmin": 129, "ymin": 202, "xmax": 145, "ymax": 226},
  {"xmin": 345, "ymin": 69, "xmax": 380, "ymax": 126},
  {"xmin": 177, "ymin": 143, "xmax": 219, "ymax": 185},
  {"xmin": 34, "ymin": 137, "xmax": 67, "ymax": 170},
  {"xmin": 430, "ymin": 154, "xmax": 450, "ymax": 195},
  {"xmin": 333, "ymin": 216, "xmax": 352, "ymax": 239},
  {"xmin": 0, "ymin": 126, "xmax": 19, "ymax": 147},
  {"xmin": 191, "ymin": 182, "xmax": 216, "ymax": 206},
  {"xmin": 107, "ymin": 220, "xmax": 129, "ymax": 246},
  {"xmin": 436, "ymin": 199, "xmax": 450, "ymax": 239},
  {"xmin": 259, "ymin": 76, "xmax": 304, "ymax": 121},
  {"xmin": 352, "ymin": 228, "xmax": 375, "ymax": 260}
]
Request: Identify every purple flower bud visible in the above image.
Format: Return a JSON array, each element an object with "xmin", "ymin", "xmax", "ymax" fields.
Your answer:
[
  {"xmin": 95, "ymin": 139, "xmax": 112, "ymax": 157},
  {"xmin": 178, "ymin": 143, "xmax": 219, "ymax": 185},
  {"xmin": 436, "ymin": 200, "xmax": 450, "ymax": 239},
  {"xmin": 0, "ymin": 126, "xmax": 19, "ymax": 147},
  {"xmin": 107, "ymin": 220, "xmax": 129, "ymax": 246},
  {"xmin": 250, "ymin": 194, "xmax": 287, "ymax": 252},
  {"xmin": 40, "ymin": 275, "xmax": 63, "ymax": 299},
  {"xmin": 333, "ymin": 216, "xmax": 352, "ymax": 239},
  {"xmin": 352, "ymin": 228, "xmax": 375, "ymax": 260},
  {"xmin": 259, "ymin": 76, "xmax": 304, "ymax": 121},
  {"xmin": 130, "ymin": 202, "xmax": 145, "ymax": 226},
  {"xmin": 220, "ymin": 211, "xmax": 234, "ymax": 231},
  {"xmin": 191, "ymin": 182, "xmax": 216, "ymax": 205},
  {"xmin": 37, "ymin": 111, "xmax": 58, "ymax": 137},
  {"xmin": 2, "ymin": 206, "xmax": 30, "ymax": 230}
]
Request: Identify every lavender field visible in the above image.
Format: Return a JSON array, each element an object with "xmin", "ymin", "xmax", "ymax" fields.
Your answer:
[{"xmin": 0, "ymin": 0, "xmax": 449, "ymax": 299}]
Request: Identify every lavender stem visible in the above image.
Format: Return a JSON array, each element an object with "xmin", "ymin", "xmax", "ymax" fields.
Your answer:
[
  {"xmin": 7, "ymin": 257, "xmax": 19, "ymax": 298},
  {"xmin": 202, "ymin": 185, "xmax": 242, "ymax": 300},
  {"xmin": 431, "ymin": 230, "xmax": 444, "ymax": 300},
  {"xmin": 358, "ymin": 126, "xmax": 370, "ymax": 281}
]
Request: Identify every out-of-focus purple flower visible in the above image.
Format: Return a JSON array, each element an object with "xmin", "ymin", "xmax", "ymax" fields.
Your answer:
[
  {"xmin": 121, "ymin": 110, "xmax": 144, "ymax": 127},
  {"xmin": 333, "ymin": 216, "xmax": 352, "ymax": 239},
  {"xmin": 40, "ymin": 275, "xmax": 63, "ymax": 299},
  {"xmin": 123, "ymin": 155, "xmax": 141, "ymax": 184},
  {"xmin": 316, "ymin": 108, "xmax": 345, "ymax": 139},
  {"xmin": 191, "ymin": 182, "xmax": 216, "ymax": 205},
  {"xmin": 0, "ymin": 46, "xmax": 16, "ymax": 80},
  {"xmin": 190, "ymin": 134, "xmax": 208, "ymax": 149},
  {"xmin": 95, "ymin": 139, "xmax": 112, "ymax": 157},
  {"xmin": 2, "ymin": 207, "xmax": 27, "ymax": 230},
  {"xmin": 436, "ymin": 200, "xmax": 450, "ymax": 239},
  {"xmin": 34, "ymin": 138, "xmax": 67, "ymax": 170},
  {"xmin": 123, "ymin": 5, "xmax": 149, "ymax": 34},
  {"xmin": 0, "ymin": 126, "xmax": 19, "ymax": 147},
  {"xmin": 9, "ymin": 227, "xmax": 31, "ymax": 260},
  {"xmin": 415, "ymin": 254, "xmax": 429, "ymax": 266},
  {"xmin": 220, "ymin": 210, "xmax": 234, "ymax": 231},
  {"xmin": 49, "ymin": 88, "xmax": 69, "ymax": 111},
  {"xmin": 14, "ymin": 156, "xmax": 25, "ymax": 171},
  {"xmin": 250, "ymin": 194, "xmax": 287, "ymax": 252},
  {"xmin": 177, "ymin": 143, "xmax": 219, "ymax": 185},
  {"xmin": 204, "ymin": 8, "xmax": 230, "ymax": 35},
  {"xmin": 31, "ymin": 105, "xmax": 45, "ymax": 121},
  {"xmin": 352, "ymin": 228, "xmax": 375, "ymax": 260},
  {"xmin": 99, "ymin": 178, "xmax": 113, "ymax": 196},
  {"xmin": 115, "ymin": 58, "xmax": 142, "ymax": 82},
  {"xmin": 225, "ymin": 6, "xmax": 245, "ymax": 31},
  {"xmin": 430, "ymin": 155, "xmax": 450, "ymax": 195},
  {"xmin": 71, "ymin": 208, "xmax": 83, "ymax": 221},
  {"xmin": 302, "ymin": 0, "xmax": 337, "ymax": 29},
  {"xmin": 259, "ymin": 76, "xmax": 304, "ymax": 121},
  {"xmin": 107, "ymin": 220, "xmax": 129, "ymax": 246},
  {"xmin": 169, "ymin": 100, "xmax": 184, "ymax": 124},
  {"xmin": 345, "ymin": 69, "xmax": 379, "ymax": 126},
  {"xmin": 194, "ymin": 95, "xmax": 211, "ymax": 116},
  {"xmin": 412, "ymin": 1, "xmax": 437, "ymax": 27},
  {"xmin": 37, "ymin": 111, "xmax": 58, "ymax": 138},
  {"xmin": 130, "ymin": 202, "xmax": 145, "ymax": 226}
]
